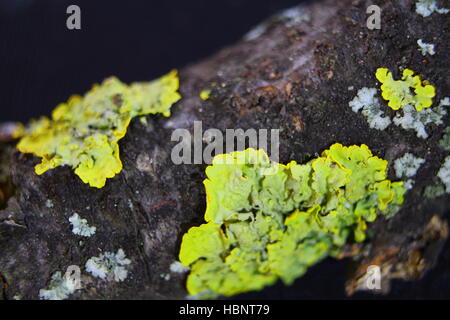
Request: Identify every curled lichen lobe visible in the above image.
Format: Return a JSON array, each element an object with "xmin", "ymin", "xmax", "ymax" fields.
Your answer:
[{"xmin": 15, "ymin": 70, "xmax": 181, "ymax": 188}]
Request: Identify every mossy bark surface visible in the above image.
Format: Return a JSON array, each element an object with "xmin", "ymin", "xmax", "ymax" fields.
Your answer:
[{"xmin": 0, "ymin": 0, "xmax": 449, "ymax": 299}]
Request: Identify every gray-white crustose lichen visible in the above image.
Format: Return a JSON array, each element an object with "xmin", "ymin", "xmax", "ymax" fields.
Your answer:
[
  {"xmin": 437, "ymin": 156, "xmax": 450, "ymax": 193},
  {"xmin": 39, "ymin": 271, "xmax": 80, "ymax": 300},
  {"xmin": 45, "ymin": 199, "xmax": 54, "ymax": 208},
  {"xmin": 393, "ymin": 98, "xmax": 449, "ymax": 139},
  {"xmin": 425, "ymin": 156, "xmax": 450, "ymax": 198},
  {"xmin": 417, "ymin": 39, "xmax": 436, "ymax": 56},
  {"xmin": 170, "ymin": 261, "xmax": 190, "ymax": 273},
  {"xmin": 394, "ymin": 153, "xmax": 426, "ymax": 179},
  {"xmin": 393, "ymin": 153, "xmax": 426, "ymax": 190},
  {"xmin": 349, "ymin": 87, "xmax": 391, "ymax": 130},
  {"xmin": 85, "ymin": 249, "xmax": 131, "ymax": 282},
  {"xmin": 439, "ymin": 127, "xmax": 450, "ymax": 151},
  {"xmin": 415, "ymin": 0, "xmax": 449, "ymax": 17},
  {"xmin": 69, "ymin": 213, "xmax": 96, "ymax": 237},
  {"xmin": 349, "ymin": 86, "xmax": 449, "ymax": 139}
]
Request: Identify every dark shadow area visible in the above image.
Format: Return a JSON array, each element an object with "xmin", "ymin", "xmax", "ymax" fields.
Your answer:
[{"xmin": 0, "ymin": 0, "xmax": 302, "ymax": 122}]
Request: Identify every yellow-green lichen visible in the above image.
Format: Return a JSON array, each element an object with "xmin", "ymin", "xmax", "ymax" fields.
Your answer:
[
  {"xmin": 179, "ymin": 144, "xmax": 405, "ymax": 298},
  {"xmin": 15, "ymin": 70, "xmax": 181, "ymax": 188},
  {"xmin": 375, "ymin": 67, "xmax": 435, "ymax": 111},
  {"xmin": 199, "ymin": 89, "xmax": 211, "ymax": 101}
]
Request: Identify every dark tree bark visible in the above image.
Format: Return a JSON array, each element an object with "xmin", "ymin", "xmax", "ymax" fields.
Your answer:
[{"xmin": 0, "ymin": 0, "xmax": 449, "ymax": 299}]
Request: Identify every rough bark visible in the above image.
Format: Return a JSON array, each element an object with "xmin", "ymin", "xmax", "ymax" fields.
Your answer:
[{"xmin": 0, "ymin": 0, "xmax": 449, "ymax": 299}]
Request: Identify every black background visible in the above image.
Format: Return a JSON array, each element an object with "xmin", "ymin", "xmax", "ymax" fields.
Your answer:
[
  {"xmin": 0, "ymin": 0, "xmax": 303, "ymax": 122},
  {"xmin": 0, "ymin": 0, "xmax": 449, "ymax": 299}
]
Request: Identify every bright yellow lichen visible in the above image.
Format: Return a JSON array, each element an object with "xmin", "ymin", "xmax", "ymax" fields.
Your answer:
[
  {"xmin": 375, "ymin": 67, "xmax": 435, "ymax": 111},
  {"xmin": 15, "ymin": 70, "xmax": 181, "ymax": 188},
  {"xmin": 179, "ymin": 144, "xmax": 405, "ymax": 298},
  {"xmin": 199, "ymin": 89, "xmax": 211, "ymax": 101}
]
